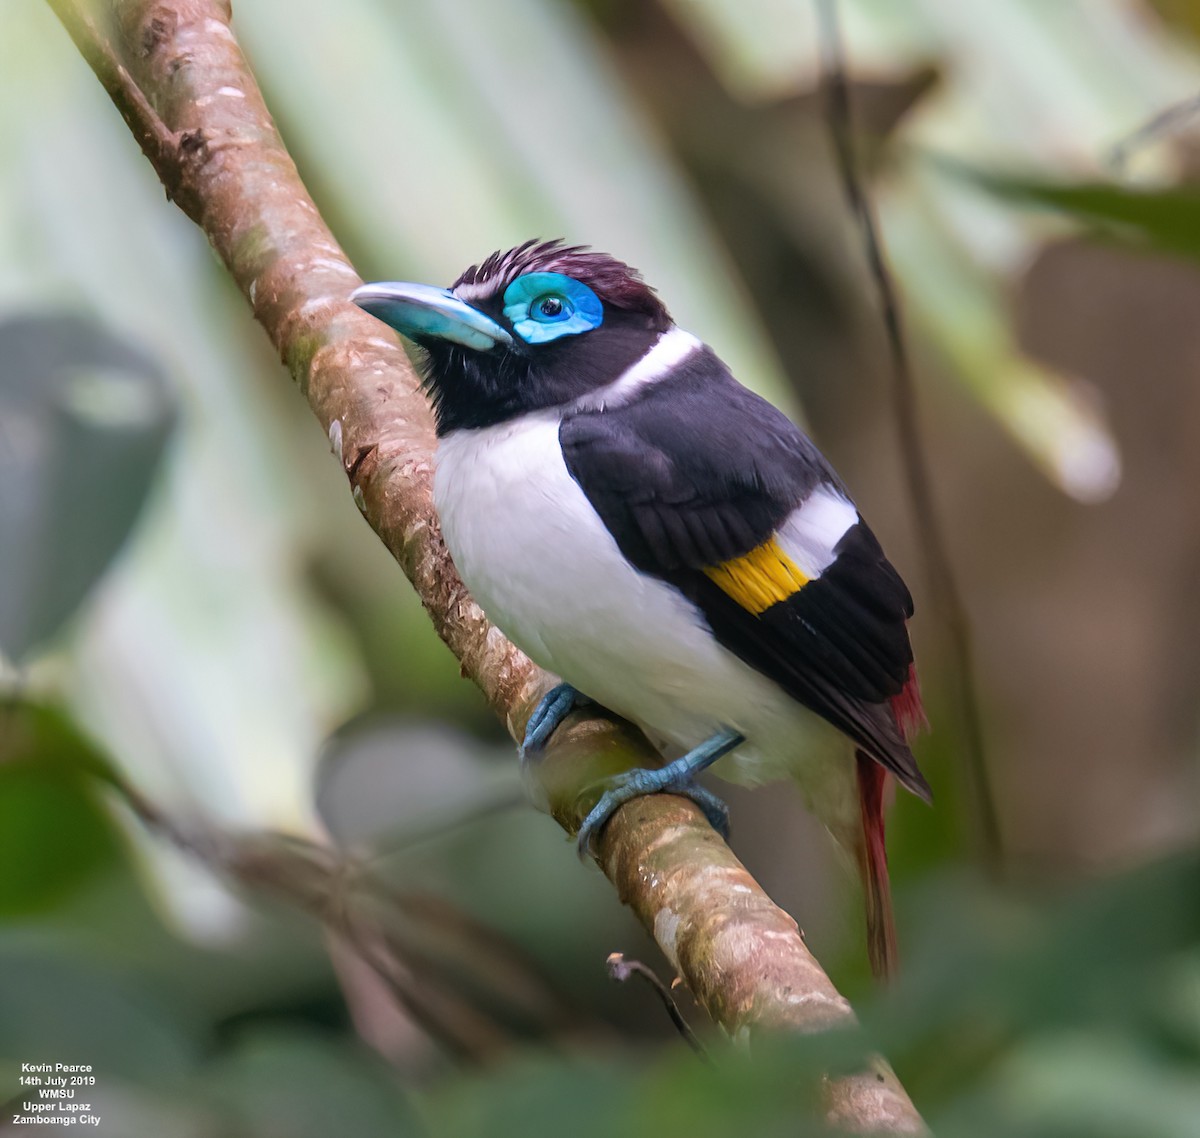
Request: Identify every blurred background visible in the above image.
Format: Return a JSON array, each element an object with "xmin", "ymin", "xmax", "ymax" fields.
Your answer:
[{"xmin": 3, "ymin": 0, "xmax": 1200, "ymax": 1134}]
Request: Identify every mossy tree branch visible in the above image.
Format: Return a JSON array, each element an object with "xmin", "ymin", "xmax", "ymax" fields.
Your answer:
[{"xmin": 46, "ymin": 0, "xmax": 923, "ymax": 1130}]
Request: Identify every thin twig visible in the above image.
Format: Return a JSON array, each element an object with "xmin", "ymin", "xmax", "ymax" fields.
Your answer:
[
  {"xmin": 814, "ymin": 0, "xmax": 1002, "ymax": 873},
  {"xmin": 606, "ymin": 952, "xmax": 708, "ymax": 1060},
  {"xmin": 359, "ymin": 788, "xmax": 526, "ymax": 867},
  {"xmin": 1107, "ymin": 91, "xmax": 1200, "ymax": 174}
]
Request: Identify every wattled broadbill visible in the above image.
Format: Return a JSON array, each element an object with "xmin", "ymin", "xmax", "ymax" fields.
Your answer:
[{"xmin": 353, "ymin": 241, "xmax": 928, "ymax": 978}]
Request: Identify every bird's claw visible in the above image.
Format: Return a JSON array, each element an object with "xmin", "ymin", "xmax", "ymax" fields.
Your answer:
[
  {"xmin": 575, "ymin": 768, "xmax": 731, "ymax": 858},
  {"xmin": 572, "ymin": 726, "xmax": 744, "ymax": 859},
  {"xmin": 520, "ymin": 683, "xmax": 590, "ymax": 760}
]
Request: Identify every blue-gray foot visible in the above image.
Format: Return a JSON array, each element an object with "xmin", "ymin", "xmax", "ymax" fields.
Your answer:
[
  {"xmin": 520, "ymin": 683, "xmax": 592, "ymax": 759},
  {"xmin": 576, "ymin": 727, "xmax": 745, "ymax": 856}
]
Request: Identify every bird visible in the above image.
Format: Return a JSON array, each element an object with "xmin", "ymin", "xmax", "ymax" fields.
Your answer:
[{"xmin": 352, "ymin": 240, "xmax": 929, "ymax": 978}]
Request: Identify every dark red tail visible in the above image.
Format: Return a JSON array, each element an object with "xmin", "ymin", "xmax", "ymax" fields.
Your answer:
[
  {"xmin": 855, "ymin": 664, "xmax": 924, "ymax": 978},
  {"xmin": 889, "ymin": 663, "xmax": 927, "ymax": 744},
  {"xmin": 856, "ymin": 749, "xmax": 896, "ymax": 981}
]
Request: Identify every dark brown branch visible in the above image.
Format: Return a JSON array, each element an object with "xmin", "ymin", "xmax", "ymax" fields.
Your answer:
[
  {"xmin": 46, "ymin": 0, "xmax": 924, "ymax": 1129},
  {"xmin": 815, "ymin": 0, "xmax": 1002, "ymax": 872}
]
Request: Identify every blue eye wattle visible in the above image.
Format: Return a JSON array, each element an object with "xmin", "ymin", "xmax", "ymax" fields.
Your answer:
[{"xmin": 503, "ymin": 272, "xmax": 603, "ymax": 344}]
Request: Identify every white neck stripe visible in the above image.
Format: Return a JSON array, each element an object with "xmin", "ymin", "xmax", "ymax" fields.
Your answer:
[{"xmin": 568, "ymin": 326, "xmax": 701, "ymax": 413}]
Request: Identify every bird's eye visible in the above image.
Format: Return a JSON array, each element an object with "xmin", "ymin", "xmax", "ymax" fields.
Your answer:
[{"xmin": 503, "ymin": 271, "xmax": 604, "ymax": 344}]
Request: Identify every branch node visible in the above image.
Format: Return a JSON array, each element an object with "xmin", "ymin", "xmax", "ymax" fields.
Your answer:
[
  {"xmin": 347, "ymin": 442, "xmax": 379, "ymax": 487},
  {"xmin": 140, "ymin": 10, "xmax": 177, "ymax": 57}
]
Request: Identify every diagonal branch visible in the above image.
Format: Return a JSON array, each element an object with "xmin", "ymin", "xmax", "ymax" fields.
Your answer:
[{"xmin": 47, "ymin": 0, "xmax": 923, "ymax": 1130}]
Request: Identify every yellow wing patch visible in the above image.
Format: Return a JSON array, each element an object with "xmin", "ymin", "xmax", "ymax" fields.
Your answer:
[{"xmin": 702, "ymin": 538, "xmax": 809, "ymax": 614}]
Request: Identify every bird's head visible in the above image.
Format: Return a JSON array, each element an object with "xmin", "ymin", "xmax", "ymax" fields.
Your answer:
[{"xmin": 352, "ymin": 240, "xmax": 672, "ymax": 433}]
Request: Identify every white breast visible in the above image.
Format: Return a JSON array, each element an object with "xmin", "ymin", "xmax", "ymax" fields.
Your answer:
[{"xmin": 434, "ymin": 413, "xmax": 710, "ymax": 713}]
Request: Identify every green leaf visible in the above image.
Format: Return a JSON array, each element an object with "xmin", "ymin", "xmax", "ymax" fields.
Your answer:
[
  {"xmin": 937, "ymin": 159, "xmax": 1200, "ymax": 263},
  {"xmin": 0, "ymin": 946, "xmax": 198, "ymax": 1084},
  {"xmin": 0, "ymin": 701, "xmax": 122, "ymax": 916},
  {"xmin": 206, "ymin": 1030, "xmax": 423, "ymax": 1138},
  {"xmin": 0, "ymin": 313, "xmax": 175, "ymax": 661}
]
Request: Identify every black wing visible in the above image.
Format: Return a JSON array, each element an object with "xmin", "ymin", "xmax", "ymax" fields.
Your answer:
[{"xmin": 559, "ymin": 353, "xmax": 928, "ymax": 797}]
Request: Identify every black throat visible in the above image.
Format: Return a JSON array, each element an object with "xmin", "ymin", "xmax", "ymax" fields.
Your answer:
[{"xmin": 421, "ymin": 307, "xmax": 667, "ymax": 434}]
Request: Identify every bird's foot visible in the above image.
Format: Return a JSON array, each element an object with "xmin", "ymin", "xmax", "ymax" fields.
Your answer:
[
  {"xmin": 520, "ymin": 683, "xmax": 591, "ymax": 760},
  {"xmin": 576, "ymin": 727, "xmax": 745, "ymax": 857}
]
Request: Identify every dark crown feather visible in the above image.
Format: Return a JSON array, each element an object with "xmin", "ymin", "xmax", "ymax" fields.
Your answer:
[{"xmin": 453, "ymin": 239, "xmax": 670, "ymax": 322}]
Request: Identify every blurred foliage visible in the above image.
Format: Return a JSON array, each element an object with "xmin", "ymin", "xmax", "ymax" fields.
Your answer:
[
  {"xmin": 946, "ymin": 161, "xmax": 1200, "ymax": 264},
  {"xmin": 425, "ymin": 847, "xmax": 1200, "ymax": 1138},
  {"xmin": 656, "ymin": 0, "xmax": 1200, "ymax": 502},
  {"xmin": 0, "ymin": 314, "xmax": 174, "ymax": 661},
  {"xmin": 2, "ymin": 0, "xmax": 1200, "ymax": 1135},
  {"xmin": 0, "ymin": 738, "xmax": 1195, "ymax": 1134},
  {"xmin": 0, "ymin": 701, "xmax": 122, "ymax": 916}
]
